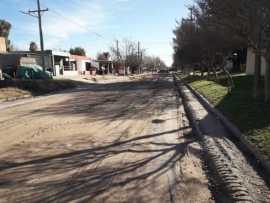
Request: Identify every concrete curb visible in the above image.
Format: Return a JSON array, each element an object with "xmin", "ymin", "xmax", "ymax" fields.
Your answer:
[
  {"xmin": 173, "ymin": 75, "xmax": 254, "ymax": 202},
  {"xmin": 182, "ymin": 79, "xmax": 270, "ymax": 178}
]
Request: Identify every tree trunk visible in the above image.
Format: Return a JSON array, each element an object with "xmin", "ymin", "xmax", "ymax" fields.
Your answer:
[
  {"xmin": 213, "ymin": 66, "xmax": 218, "ymax": 80},
  {"xmin": 253, "ymin": 49, "xmax": 262, "ymax": 99},
  {"xmin": 253, "ymin": 27, "xmax": 263, "ymax": 99},
  {"xmin": 201, "ymin": 68, "xmax": 204, "ymax": 77},
  {"xmin": 222, "ymin": 65, "xmax": 234, "ymax": 94},
  {"xmin": 265, "ymin": 59, "xmax": 270, "ymax": 102},
  {"xmin": 207, "ymin": 59, "xmax": 213, "ymax": 79}
]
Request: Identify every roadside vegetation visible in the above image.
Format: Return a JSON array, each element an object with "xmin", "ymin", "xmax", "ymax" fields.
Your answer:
[
  {"xmin": 173, "ymin": 0, "xmax": 270, "ymax": 101},
  {"xmin": 185, "ymin": 74, "xmax": 270, "ymax": 158},
  {"xmin": 172, "ymin": 1, "xmax": 270, "ymax": 159}
]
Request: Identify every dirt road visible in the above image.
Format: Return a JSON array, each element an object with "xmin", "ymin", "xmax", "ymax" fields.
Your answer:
[{"xmin": 0, "ymin": 76, "xmax": 213, "ymax": 203}]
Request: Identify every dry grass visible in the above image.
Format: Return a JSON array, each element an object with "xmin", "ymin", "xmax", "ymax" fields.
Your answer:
[
  {"xmin": 0, "ymin": 87, "xmax": 30, "ymax": 100},
  {"xmin": 0, "ymin": 79, "xmax": 87, "ymax": 100}
]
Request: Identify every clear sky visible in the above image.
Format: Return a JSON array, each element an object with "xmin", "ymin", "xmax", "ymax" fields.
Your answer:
[{"xmin": 0, "ymin": 0, "xmax": 192, "ymax": 65}]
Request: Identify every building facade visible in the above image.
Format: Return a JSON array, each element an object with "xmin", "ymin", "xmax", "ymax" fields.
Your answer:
[{"xmin": 70, "ymin": 55, "xmax": 98, "ymax": 76}]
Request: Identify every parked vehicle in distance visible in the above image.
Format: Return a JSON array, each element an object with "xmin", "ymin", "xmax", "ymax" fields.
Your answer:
[
  {"xmin": 16, "ymin": 64, "xmax": 53, "ymax": 80},
  {"xmin": 2, "ymin": 72, "xmax": 13, "ymax": 80},
  {"xmin": 1, "ymin": 64, "xmax": 53, "ymax": 80},
  {"xmin": 158, "ymin": 69, "xmax": 169, "ymax": 74},
  {"xmin": 2, "ymin": 65, "xmax": 16, "ymax": 78}
]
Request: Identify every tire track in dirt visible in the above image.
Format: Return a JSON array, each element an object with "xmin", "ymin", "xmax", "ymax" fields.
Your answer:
[{"xmin": 0, "ymin": 76, "xmax": 213, "ymax": 203}]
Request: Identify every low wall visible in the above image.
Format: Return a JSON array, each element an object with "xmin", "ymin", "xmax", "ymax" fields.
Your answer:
[{"xmin": 63, "ymin": 70, "xmax": 78, "ymax": 77}]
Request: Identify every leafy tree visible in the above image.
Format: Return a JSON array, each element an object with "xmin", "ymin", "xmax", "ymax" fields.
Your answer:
[
  {"xmin": 29, "ymin": 41, "xmax": 38, "ymax": 52},
  {"xmin": 173, "ymin": 0, "xmax": 270, "ymax": 101},
  {"xmin": 0, "ymin": 19, "xmax": 11, "ymax": 38},
  {"xmin": 70, "ymin": 47, "xmax": 86, "ymax": 56},
  {"xmin": 173, "ymin": 1, "xmax": 247, "ymax": 75},
  {"xmin": 97, "ymin": 52, "xmax": 110, "ymax": 61},
  {"xmin": 96, "ymin": 52, "xmax": 111, "ymax": 74},
  {"xmin": 173, "ymin": 19, "xmax": 204, "ymax": 73},
  {"xmin": 195, "ymin": 0, "xmax": 270, "ymax": 99},
  {"xmin": 0, "ymin": 19, "xmax": 12, "ymax": 52}
]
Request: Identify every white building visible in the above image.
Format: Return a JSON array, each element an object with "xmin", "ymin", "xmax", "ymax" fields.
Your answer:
[
  {"xmin": 246, "ymin": 48, "xmax": 267, "ymax": 75},
  {"xmin": 70, "ymin": 55, "xmax": 98, "ymax": 76}
]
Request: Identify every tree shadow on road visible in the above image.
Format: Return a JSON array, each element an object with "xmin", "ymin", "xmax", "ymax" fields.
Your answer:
[{"xmin": 0, "ymin": 127, "xmax": 206, "ymax": 202}]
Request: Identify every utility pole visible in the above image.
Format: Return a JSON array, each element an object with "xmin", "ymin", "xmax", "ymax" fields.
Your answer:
[
  {"xmin": 189, "ymin": 6, "xmax": 194, "ymax": 22},
  {"xmin": 116, "ymin": 40, "xmax": 120, "ymax": 60},
  {"xmin": 21, "ymin": 0, "xmax": 48, "ymax": 72},
  {"xmin": 141, "ymin": 51, "xmax": 143, "ymax": 74},
  {"xmin": 116, "ymin": 40, "xmax": 120, "ymax": 75},
  {"xmin": 125, "ymin": 42, "xmax": 128, "ymax": 76},
  {"xmin": 138, "ymin": 41, "xmax": 141, "ymax": 74}
]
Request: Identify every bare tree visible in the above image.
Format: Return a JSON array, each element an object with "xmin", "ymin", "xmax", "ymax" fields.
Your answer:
[
  {"xmin": 110, "ymin": 39, "xmax": 143, "ymax": 74},
  {"xmin": 143, "ymin": 56, "xmax": 167, "ymax": 72}
]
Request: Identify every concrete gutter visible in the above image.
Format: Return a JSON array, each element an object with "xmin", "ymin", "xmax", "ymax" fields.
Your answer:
[
  {"xmin": 182, "ymin": 78, "xmax": 270, "ymax": 178},
  {"xmin": 173, "ymin": 75, "xmax": 257, "ymax": 202}
]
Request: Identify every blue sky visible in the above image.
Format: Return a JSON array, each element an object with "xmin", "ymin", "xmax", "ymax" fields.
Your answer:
[{"xmin": 0, "ymin": 0, "xmax": 192, "ymax": 65}]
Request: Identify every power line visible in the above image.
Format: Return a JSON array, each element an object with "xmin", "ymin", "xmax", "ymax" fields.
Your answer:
[
  {"xmin": 42, "ymin": 2, "xmax": 168, "ymax": 49},
  {"xmin": 49, "ymin": 9, "xmax": 104, "ymax": 39},
  {"xmin": 34, "ymin": 0, "xmax": 105, "ymax": 39},
  {"xmin": 26, "ymin": 0, "xmax": 171, "ymax": 57},
  {"xmin": 48, "ymin": 9, "xmax": 115, "ymax": 50}
]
